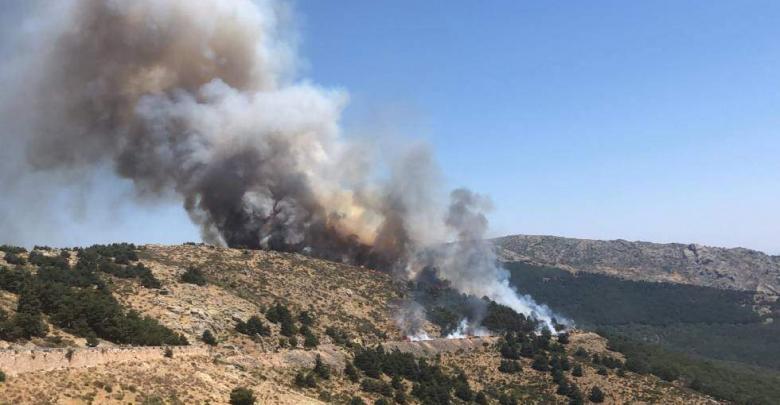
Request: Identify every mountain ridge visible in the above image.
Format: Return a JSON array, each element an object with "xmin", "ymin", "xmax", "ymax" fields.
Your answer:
[{"xmin": 494, "ymin": 234, "xmax": 780, "ymax": 294}]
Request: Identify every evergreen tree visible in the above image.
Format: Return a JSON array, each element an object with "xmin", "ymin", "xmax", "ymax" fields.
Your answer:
[
  {"xmin": 532, "ymin": 353, "xmax": 550, "ymax": 371},
  {"xmin": 313, "ymin": 355, "xmax": 331, "ymax": 380},
  {"xmin": 345, "ymin": 362, "xmax": 360, "ymax": 382},
  {"xmin": 588, "ymin": 387, "xmax": 605, "ymax": 403},
  {"xmin": 572, "ymin": 364, "xmax": 583, "ymax": 377}
]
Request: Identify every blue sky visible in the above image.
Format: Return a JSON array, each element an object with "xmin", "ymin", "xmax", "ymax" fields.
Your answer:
[
  {"xmin": 2, "ymin": 1, "xmax": 778, "ymax": 253},
  {"xmin": 293, "ymin": 1, "xmax": 780, "ymax": 253}
]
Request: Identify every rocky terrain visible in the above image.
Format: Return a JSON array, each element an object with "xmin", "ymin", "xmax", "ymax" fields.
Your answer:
[
  {"xmin": 494, "ymin": 234, "xmax": 780, "ymax": 294},
  {"xmin": 0, "ymin": 244, "xmax": 719, "ymax": 404}
]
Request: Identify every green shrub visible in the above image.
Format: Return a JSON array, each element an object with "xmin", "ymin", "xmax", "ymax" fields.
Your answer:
[
  {"xmin": 3, "ymin": 253, "xmax": 26, "ymax": 266},
  {"xmin": 588, "ymin": 387, "xmax": 605, "ymax": 403},
  {"xmin": 202, "ymin": 329, "xmax": 217, "ymax": 346},
  {"xmin": 298, "ymin": 311, "xmax": 315, "ymax": 327},
  {"xmin": 313, "ymin": 355, "xmax": 330, "ymax": 380},
  {"xmin": 360, "ymin": 378, "xmax": 393, "ymax": 397},
  {"xmin": 181, "ymin": 267, "xmax": 207, "ymax": 286},
  {"xmin": 572, "ymin": 364, "xmax": 583, "ymax": 377},
  {"xmin": 532, "ymin": 354, "xmax": 549, "ymax": 371},
  {"xmin": 235, "ymin": 316, "xmax": 270, "ymax": 337},
  {"xmin": 229, "ymin": 387, "xmax": 256, "ymax": 405},
  {"xmin": 345, "ymin": 362, "xmax": 360, "ymax": 382},
  {"xmin": 303, "ymin": 329, "xmax": 319, "ymax": 348},
  {"xmin": 498, "ymin": 360, "xmax": 521, "ymax": 374}
]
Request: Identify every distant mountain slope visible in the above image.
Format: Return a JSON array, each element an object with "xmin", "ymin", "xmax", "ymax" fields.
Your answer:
[{"xmin": 494, "ymin": 234, "xmax": 780, "ymax": 294}]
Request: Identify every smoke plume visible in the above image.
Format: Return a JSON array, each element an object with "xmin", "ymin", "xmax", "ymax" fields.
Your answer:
[
  {"xmin": 430, "ymin": 189, "xmax": 561, "ymax": 331},
  {"xmin": 1, "ymin": 0, "xmax": 563, "ymax": 333}
]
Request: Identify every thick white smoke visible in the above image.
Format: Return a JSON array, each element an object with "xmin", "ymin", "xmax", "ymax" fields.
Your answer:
[
  {"xmin": 0, "ymin": 0, "xmax": 565, "ymax": 334},
  {"xmin": 426, "ymin": 189, "xmax": 563, "ymax": 332}
]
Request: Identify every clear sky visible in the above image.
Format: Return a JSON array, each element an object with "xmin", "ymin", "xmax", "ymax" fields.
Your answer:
[
  {"xmin": 293, "ymin": 1, "xmax": 780, "ymax": 253},
  {"xmin": 2, "ymin": 1, "xmax": 778, "ymax": 253}
]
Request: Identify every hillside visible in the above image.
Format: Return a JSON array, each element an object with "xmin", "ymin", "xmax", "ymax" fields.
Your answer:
[
  {"xmin": 0, "ymin": 244, "xmax": 718, "ymax": 404},
  {"xmin": 494, "ymin": 234, "xmax": 780, "ymax": 294}
]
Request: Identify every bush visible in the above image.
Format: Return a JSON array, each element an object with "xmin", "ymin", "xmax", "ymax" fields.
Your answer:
[
  {"xmin": 498, "ymin": 360, "xmax": 521, "ymax": 374},
  {"xmin": 86, "ymin": 335, "xmax": 99, "ymax": 347},
  {"xmin": 345, "ymin": 362, "xmax": 360, "ymax": 382},
  {"xmin": 325, "ymin": 326, "xmax": 352, "ymax": 347},
  {"xmin": 202, "ymin": 329, "xmax": 217, "ymax": 346},
  {"xmin": 98, "ymin": 262, "xmax": 160, "ymax": 289},
  {"xmin": 394, "ymin": 390, "xmax": 408, "ymax": 405},
  {"xmin": 556, "ymin": 380, "xmax": 571, "ymax": 396},
  {"xmin": 532, "ymin": 354, "xmax": 550, "ymax": 371},
  {"xmin": 303, "ymin": 329, "xmax": 319, "ymax": 348},
  {"xmin": 266, "ymin": 303, "xmax": 292, "ymax": 324},
  {"xmin": 0, "ymin": 245, "xmax": 26, "ymax": 254},
  {"xmin": 568, "ymin": 385, "xmax": 584, "ymax": 405},
  {"xmin": 313, "ymin": 355, "xmax": 330, "ymax": 380},
  {"xmin": 588, "ymin": 387, "xmax": 605, "ymax": 403},
  {"xmin": 453, "ymin": 371, "xmax": 474, "ymax": 401},
  {"xmin": 235, "ymin": 316, "xmax": 270, "ymax": 337},
  {"xmin": 163, "ymin": 347, "xmax": 173, "ymax": 358},
  {"xmin": 572, "ymin": 364, "xmax": 583, "ymax": 377},
  {"xmin": 181, "ymin": 267, "xmax": 207, "ymax": 286},
  {"xmin": 294, "ymin": 371, "xmax": 317, "ymax": 388},
  {"xmin": 0, "ymin": 370, "xmax": 5, "ymax": 383},
  {"xmin": 475, "ymin": 391, "xmax": 488, "ymax": 405},
  {"xmin": 498, "ymin": 393, "xmax": 518, "ymax": 405},
  {"xmin": 298, "ymin": 311, "xmax": 315, "ymax": 327},
  {"xmin": 229, "ymin": 387, "xmax": 256, "ymax": 405},
  {"xmin": 3, "ymin": 253, "xmax": 26, "ymax": 266},
  {"xmin": 349, "ymin": 397, "xmax": 367, "ymax": 405},
  {"xmin": 360, "ymin": 378, "xmax": 393, "ymax": 397}
]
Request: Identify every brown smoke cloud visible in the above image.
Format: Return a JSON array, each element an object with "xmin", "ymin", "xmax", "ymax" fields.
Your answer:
[{"xmin": 3, "ymin": 0, "xmax": 444, "ymax": 269}]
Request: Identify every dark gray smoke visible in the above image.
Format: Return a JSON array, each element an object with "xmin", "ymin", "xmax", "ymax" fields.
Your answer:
[
  {"xmin": 0, "ymin": 0, "xmax": 563, "ymax": 330},
  {"xmin": 2, "ymin": 0, "xmax": 432, "ymax": 268}
]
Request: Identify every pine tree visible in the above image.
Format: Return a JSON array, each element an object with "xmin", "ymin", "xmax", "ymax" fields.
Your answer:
[
  {"xmin": 572, "ymin": 364, "xmax": 583, "ymax": 377},
  {"xmin": 589, "ymin": 387, "xmax": 605, "ymax": 403}
]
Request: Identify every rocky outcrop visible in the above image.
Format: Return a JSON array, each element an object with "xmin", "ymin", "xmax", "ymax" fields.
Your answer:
[{"xmin": 494, "ymin": 234, "xmax": 780, "ymax": 293}]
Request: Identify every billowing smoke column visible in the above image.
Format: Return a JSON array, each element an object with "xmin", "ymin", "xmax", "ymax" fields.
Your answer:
[
  {"xmin": 0, "ymin": 0, "xmax": 564, "ymax": 335},
  {"xmin": 428, "ymin": 189, "xmax": 561, "ymax": 332},
  {"xmin": 7, "ymin": 0, "xmax": 428, "ymax": 269}
]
